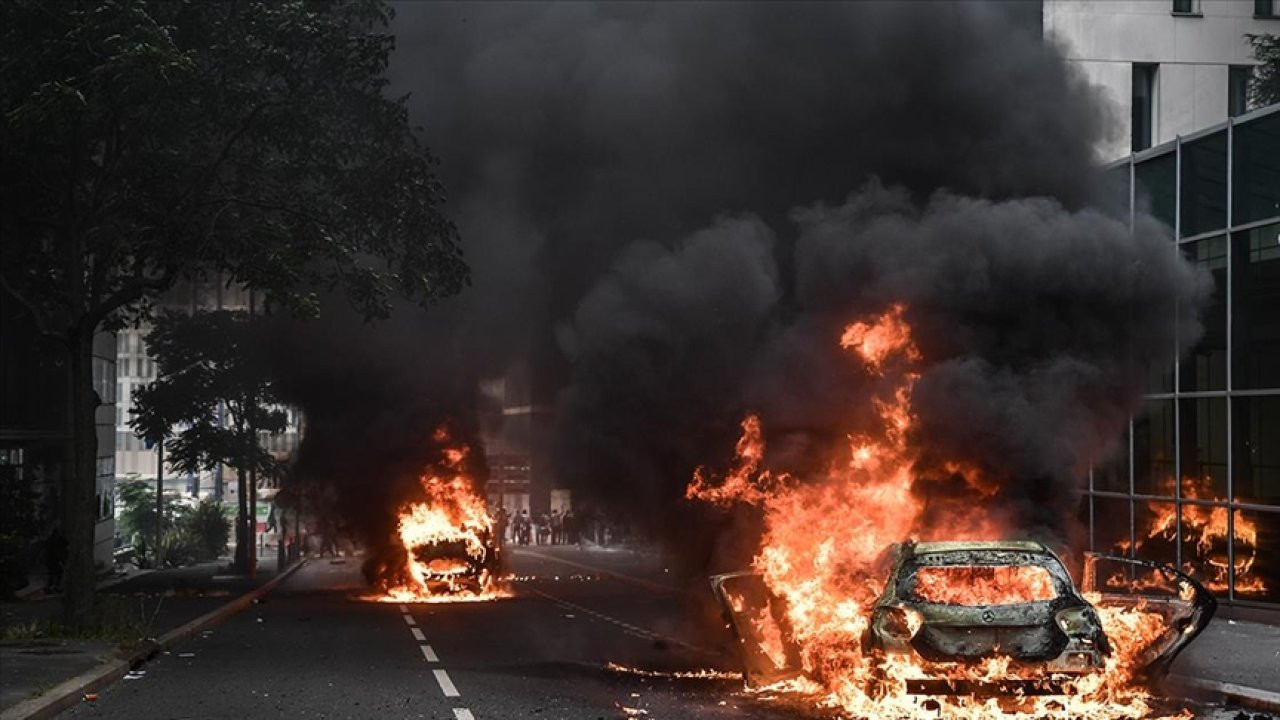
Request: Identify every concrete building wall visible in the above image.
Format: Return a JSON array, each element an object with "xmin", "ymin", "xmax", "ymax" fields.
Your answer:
[{"xmin": 1045, "ymin": 0, "xmax": 1277, "ymax": 160}]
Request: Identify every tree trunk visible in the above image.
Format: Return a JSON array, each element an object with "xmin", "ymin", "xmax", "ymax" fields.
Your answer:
[
  {"xmin": 234, "ymin": 466, "xmax": 248, "ymax": 573},
  {"xmin": 62, "ymin": 330, "xmax": 98, "ymax": 627}
]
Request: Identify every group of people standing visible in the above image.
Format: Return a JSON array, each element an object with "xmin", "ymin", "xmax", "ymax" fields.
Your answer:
[{"xmin": 495, "ymin": 507, "xmax": 578, "ymax": 546}]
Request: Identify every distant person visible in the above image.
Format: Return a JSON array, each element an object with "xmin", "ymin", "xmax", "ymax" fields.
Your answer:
[
  {"xmin": 563, "ymin": 509, "xmax": 578, "ymax": 546},
  {"xmin": 44, "ymin": 526, "xmax": 68, "ymax": 593},
  {"xmin": 517, "ymin": 509, "xmax": 531, "ymax": 546},
  {"xmin": 537, "ymin": 512, "xmax": 551, "ymax": 545},
  {"xmin": 550, "ymin": 510, "xmax": 563, "ymax": 545}
]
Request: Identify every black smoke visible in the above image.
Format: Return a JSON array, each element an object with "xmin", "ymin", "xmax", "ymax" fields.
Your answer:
[{"xmin": 266, "ymin": 2, "xmax": 1208, "ymax": 569}]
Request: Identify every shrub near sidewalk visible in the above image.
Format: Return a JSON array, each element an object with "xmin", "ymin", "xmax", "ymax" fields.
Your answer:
[{"xmin": 117, "ymin": 480, "xmax": 230, "ymax": 569}]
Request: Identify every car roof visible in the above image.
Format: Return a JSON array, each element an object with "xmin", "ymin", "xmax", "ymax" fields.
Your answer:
[{"xmin": 907, "ymin": 540, "xmax": 1054, "ymax": 556}]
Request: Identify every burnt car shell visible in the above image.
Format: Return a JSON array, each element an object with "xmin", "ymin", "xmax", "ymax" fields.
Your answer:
[
  {"xmin": 410, "ymin": 531, "xmax": 499, "ymax": 593},
  {"xmin": 868, "ymin": 541, "xmax": 1105, "ymax": 694},
  {"xmin": 710, "ymin": 540, "xmax": 1215, "ymax": 696}
]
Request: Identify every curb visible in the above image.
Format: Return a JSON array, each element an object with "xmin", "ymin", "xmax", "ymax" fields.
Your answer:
[
  {"xmin": 1167, "ymin": 673, "xmax": 1280, "ymax": 715},
  {"xmin": 0, "ymin": 560, "xmax": 308, "ymax": 720},
  {"xmin": 513, "ymin": 548, "xmax": 684, "ymax": 595}
]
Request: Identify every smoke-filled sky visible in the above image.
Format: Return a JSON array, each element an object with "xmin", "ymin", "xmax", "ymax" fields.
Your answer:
[{"xmin": 269, "ymin": 1, "xmax": 1208, "ymax": 557}]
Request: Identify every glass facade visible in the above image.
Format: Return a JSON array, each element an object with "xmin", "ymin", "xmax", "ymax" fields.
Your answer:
[{"xmin": 1088, "ymin": 105, "xmax": 1280, "ymax": 607}]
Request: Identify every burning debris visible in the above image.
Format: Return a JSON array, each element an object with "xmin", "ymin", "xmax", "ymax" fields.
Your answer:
[
  {"xmin": 689, "ymin": 307, "xmax": 1215, "ymax": 719},
  {"xmin": 367, "ymin": 428, "xmax": 508, "ymax": 603}
]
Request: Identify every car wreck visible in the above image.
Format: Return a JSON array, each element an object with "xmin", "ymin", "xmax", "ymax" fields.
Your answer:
[{"xmin": 711, "ymin": 540, "xmax": 1216, "ymax": 697}]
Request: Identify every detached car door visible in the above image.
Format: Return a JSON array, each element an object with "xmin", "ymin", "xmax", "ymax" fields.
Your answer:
[
  {"xmin": 1080, "ymin": 553, "xmax": 1216, "ymax": 679},
  {"xmin": 709, "ymin": 572, "xmax": 803, "ymax": 687}
]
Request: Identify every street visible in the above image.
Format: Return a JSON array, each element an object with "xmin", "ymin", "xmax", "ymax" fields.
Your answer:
[
  {"xmin": 48, "ymin": 548, "xmax": 1261, "ymax": 720},
  {"xmin": 58, "ymin": 549, "xmax": 803, "ymax": 720}
]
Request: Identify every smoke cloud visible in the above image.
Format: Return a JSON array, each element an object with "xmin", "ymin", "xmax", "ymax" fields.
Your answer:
[{"xmin": 266, "ymin": 2, "xmax": 1208, "ymax": 566}]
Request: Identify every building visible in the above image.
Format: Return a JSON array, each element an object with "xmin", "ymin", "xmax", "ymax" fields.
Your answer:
[
  {"xmin": 1083, "ymin": 104, "xmax": 1279, "ymax": 607},
  {"xmin": 115, "ymin": 274, "xmax": 303, "ymax": 526},
  {"xmin": 479, "ymin": 362, "xmax": 566, "ymax": 519},
  {"xmin": 1045, "ymin": 0, "xmax": 1279, "ymax": 159},
  {"xmin": 1, "ymin": 302, "xmax": 118, "ymax": 573}
]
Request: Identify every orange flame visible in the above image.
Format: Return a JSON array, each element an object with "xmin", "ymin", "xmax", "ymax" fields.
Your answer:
[
  {"xmin": 1128, "ymin": 475, "xmax": 1266, "ymax": 596},
  {"xmin": 689, "ymin": 305, "xmax": 1184, "ymax": 719},
  {"xmin": 370, "ymin": 430, "xmax": 508, "ymax": 604}
]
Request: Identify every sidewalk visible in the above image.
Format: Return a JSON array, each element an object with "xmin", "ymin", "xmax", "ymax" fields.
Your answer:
[
  {"xmin": 1165, "ymin": 616, "xmax": 1280, "ymax": 712},
  {"xmin": 0, "ymin": 555, "xmax": 292, "ymax": 716}
]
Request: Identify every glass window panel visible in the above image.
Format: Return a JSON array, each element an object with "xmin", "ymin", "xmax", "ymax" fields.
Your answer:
[
  {"xmin": 1232, "ymin": 223, "xmax": 1280, "ymax": 389},
  {"xmin": 1229, "ymin": 66, "xmax": 1252, "ymax": 118},
  {"xmin": 1132, "ymin": 500, "xmax": 1177, "ymax": 567},
  {"xmin": 1179, "ymin": 235, "xmax": 1227, "ymax": 390},
  {"xmin": 1099, "ymin": 163, "xmax": 1132, "ymax": 218},
  {"xmin": 1233, "ymin": 508, "xmax": 1279, "ymax": 602},
  {"xmin": 1232, "ymin": 112, "xmax": 1280, "ymax": 226},
  {"xmin": 1092, "ymin": 496, "xmax": 1132, "ymax": 556},
  {"xmin": 1180, "ymin": 131, "xmax": 1227, "ymax": 237},
  {"xmin": 1134, "ymin": 400, "xmax": 1176, "ymax": 496},
  {"xmin": 1233, "ymin": 395, "xmax": 1280, "ymax": 505},
  {"xmin": 1135, "ymin": 151, "xmax": 1176, "ymax": 230},
  {"xmin": 1179, "ymin": 397, "xmax": 1228, "ymax": 500},
  {"xmin": 1092, "ymin": 425, "xmax": 1130, "ymax": 493},
  {"xmin": 1178, "ymin": 503, "xmax": 1231, "ymax": 595}
]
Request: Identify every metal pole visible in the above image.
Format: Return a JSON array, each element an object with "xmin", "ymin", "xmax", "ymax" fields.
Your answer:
[
  {"xmin": 156, "ymin": 440, "xmax": 164, "ymax": 568},
  {"xmin": 247, "ymin": 289, "xmax": 257, "ymax": 579}
]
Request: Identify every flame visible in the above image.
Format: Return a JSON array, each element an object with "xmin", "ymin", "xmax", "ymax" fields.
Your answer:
[
  {"xmin": 369, "ymin": 429, "xmax": 509, "ymax": 604},
  {"xmin": 914, "ymin": 565, "xmax": 1057, "ymax": 606},
  {"xmin": 689, "ymin": 305, "xmax": 1184, "ymax": 719},
  {"xmin": 1127, "ymin": 476, "xmax": 1267, "ymax": 596}
]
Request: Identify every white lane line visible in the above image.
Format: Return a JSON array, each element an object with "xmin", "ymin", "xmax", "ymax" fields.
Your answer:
[
  {"xmin": 434, "ymin": 668, "xmax": 460, "ymax": 697},
  {"xmin": 420, "ymin": 644, "xmax": 440, "ymax": 662},
  {"xmin": 403, "ymin": 613, "xmax": 417, "ymax": 626},
  {"xmin": 410, "ymin": 627, "xmax": 426, "ymax": 641},
  {"xmin": 453, "ymin": 709, "xmax": 475, "ymax": 720},
  {"xmin": 398, "ymin": 604, "xmax": 408, "ymax": 612}
]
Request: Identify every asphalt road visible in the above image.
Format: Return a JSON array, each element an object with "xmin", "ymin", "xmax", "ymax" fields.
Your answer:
[{"xmin": 56, "ymin": 548, "xmax": 1261, "ymax": 720}]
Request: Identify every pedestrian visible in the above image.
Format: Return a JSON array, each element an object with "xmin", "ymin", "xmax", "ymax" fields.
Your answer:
[
  {"xmin": 44, "ymin": 526, "xmax": 68, "ymax": 593},
  {"xmin": 517, "ymin": 509, "xmax": 531, "ymax": 546},
  {"xmin": 550, "ymin": 509, "xmax": 563, "ymax": 545},
  {"xmin": 537, "ymin": 511, "xmax": 551, "ymax": 545},
  {"xmin": 563, "ymin": 508, "xmax": 577, "ymax": 546}
]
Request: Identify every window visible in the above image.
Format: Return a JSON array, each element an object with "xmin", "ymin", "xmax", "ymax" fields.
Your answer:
[
  {"xmin": 1233, "ymin": 396, "xmax": 1280, "ymax": 506},
  {"xmin": 1132, "ymin": 64, "xmax": 1158, "ymax": 152},
  {"xmin": 1179, "ymin": 397, "xmax": 1227, "ymax": 499},
  {"xmin": 1233, "ymin": 223, "xmax": 1280, "ymax": 389},
  {"xmin": 1134, "ymin": 400, "xmax": 1176, "ymax": 496},
  {"xmin": 1180, "ymin": 131, "xmax": 1227, "ymax": 237},
  {"xmin": 1229, "ymin": 66, "xmax": 1252, "ymax": 117},
  {"xmin": 1180, "ymin": 236, "xmax": 1227, "ymax": 391},
  {"xmin": 1233, "ymin": 112, "xmax": 1280, "ymax": 226},
  {"xmin": 1256, "ymin": 0, "xmax": 1277, "ymax": 18},
  {"xmin": 1171, "ymin": 0, "xmax": 1197, "ymax": 14}
]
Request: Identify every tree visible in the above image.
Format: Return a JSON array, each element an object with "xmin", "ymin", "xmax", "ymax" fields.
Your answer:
[
  {"xmin": 0, "ymin": 0, "xmax": 468, "ymax": 624},
  {"xmin": 1246, "ymin": 33, "xmax": 1280, "ymax": 108},
  {"xmin": 130, "ymin": 310, "xmax": 286, "ymax": 574}
]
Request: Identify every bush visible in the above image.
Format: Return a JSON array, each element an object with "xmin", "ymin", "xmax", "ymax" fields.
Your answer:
[
  {"xmin": 117, "ymin": 479, "xmax": 229, "ymax": 567},
  {"xmin": 179, "ymin": 498, "xmax": 230, "ymax": 562}
]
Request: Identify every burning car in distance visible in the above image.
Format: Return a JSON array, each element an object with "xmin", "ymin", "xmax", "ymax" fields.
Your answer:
[{"xmin": 712, "ymin": 540, "xmax": 1216, "ymax": 703}]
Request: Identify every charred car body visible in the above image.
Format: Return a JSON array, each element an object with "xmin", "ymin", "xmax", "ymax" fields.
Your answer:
[
  {"xmin": 712, "ymin": 540, "xmax": 1215, "ymax": 696},
  {"xmin": 409, "ymin": 528, "xmax": 499, "ymax": 594}
]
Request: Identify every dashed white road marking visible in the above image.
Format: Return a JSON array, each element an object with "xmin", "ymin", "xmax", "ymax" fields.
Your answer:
[
  {"xmin": 434, "ymin": 668, "xmax": 460, "ymax": 697},
  {"xmin": 403, "ymin": 613, "xmax": 417, "ymax": 626},
  {"xmin": 420, "ymin": 644, "xmax": 440, "ymax": 662},
  {"xmin": 453, "ymin": 709, "xmax": 475, "ymax": 720},
  {"xmin": 398, "ymin": 604, "xmax": 408, "ymax": 612},
  {"xmin": 410, "ymin": 627, "xmax": 426, "ymax": 642}
]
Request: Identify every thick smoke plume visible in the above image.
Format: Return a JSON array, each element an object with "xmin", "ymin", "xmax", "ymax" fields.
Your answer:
[{"xmin": 267, "ymin": 2, "xmax": 1208, "ymax": 567}]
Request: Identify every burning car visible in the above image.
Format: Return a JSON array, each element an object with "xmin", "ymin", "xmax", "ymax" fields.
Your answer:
[
  {"xmin": 404, "ymin": 526, "xmax": 499, "ymax": 595},
  {"xmin": 711, "ymin": 541, "xmax": 1215, "ymax": 698}
]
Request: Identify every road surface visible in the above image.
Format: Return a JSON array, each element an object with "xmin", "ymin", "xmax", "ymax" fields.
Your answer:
[{"xmin": 59, "ymin": 548, "xmax": 1254, "ymax": 719}]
